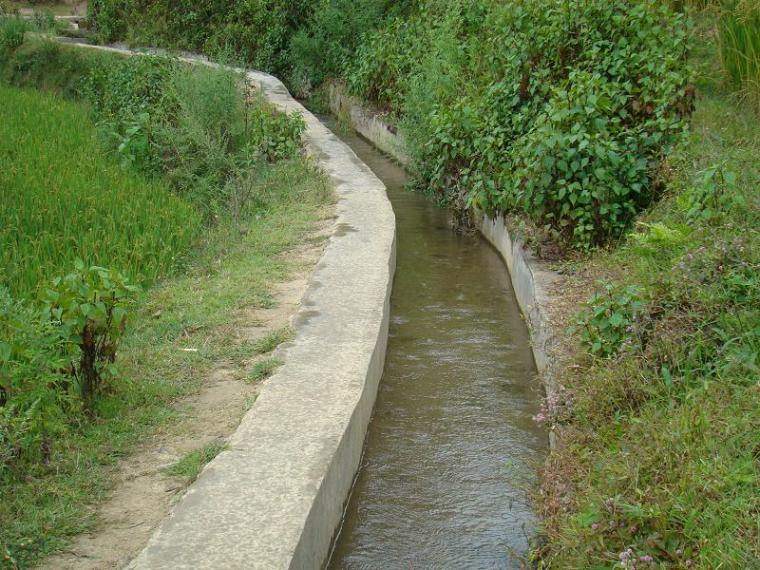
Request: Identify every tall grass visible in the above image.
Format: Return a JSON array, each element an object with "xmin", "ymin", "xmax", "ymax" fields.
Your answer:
[
  {"xmin": 668, "ymin": 0, "xmax": 760, "ymax": 110},
  {"xmin": 0, "ymin": 13, "xmax": 26, "ymax": 52},
  {"xmin": 0, "ymin": 84, "xmax": 202, "ymax": 297},
  {"xmin": 718, "ymin": 2, "xmax": 760, "ymax": 109}
]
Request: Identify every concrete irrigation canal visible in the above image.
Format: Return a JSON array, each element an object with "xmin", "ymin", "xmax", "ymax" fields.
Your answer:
[
  {"xmin": 60, "ymin": 44, "xmax": 549, "ymax": 567},
  {"xmin": 323, "ymin": 121, "xmax": 547, "ymax": 568}
]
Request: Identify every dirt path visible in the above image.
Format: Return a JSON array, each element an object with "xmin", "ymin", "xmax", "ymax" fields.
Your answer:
[{"xmin": 37, "ymin": 231, "xmax": 330, "ymax": 570}]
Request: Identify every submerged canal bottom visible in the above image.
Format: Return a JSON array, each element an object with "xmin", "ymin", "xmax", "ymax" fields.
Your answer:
[{"xmin": 326, "ymin": 123, "xmax": 547, "ymax": 569}]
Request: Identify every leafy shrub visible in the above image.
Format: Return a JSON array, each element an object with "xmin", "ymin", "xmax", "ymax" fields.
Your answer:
[
  {"xmin": 245, "ymin": 92, "xmax": 305, "ymax": 161},
  {"xmin": 349, "ymin": 0, "xmax": 693, "ymax": 248},
  {"xmin": 88, "ymin": 0, "xmax": 311, "ymax": 75},
  {"xmin": 80, "ymin": 54, "xmax": 177, "ymax": 122},
  {"xmin": 287, "ymin": 0, "xmax": 401, "ymax": 97},
  {"xmin": 348, "ymin": 12, "xmax": 435, "ymax": 114},
  {"xmin": 40, "ymin": 262, "xmax": 139, "ymax": 408},
  {"xmin": 144, "ymin": 65, "xmax": 305, "ymax": 219},
  {"xmin": 572, "ymin": 283, "xmax": 645, "ymax": 358},
  {"xmin": 1, "ymin": 263, "xmax": 138, "ymax": 477},
  {"xmin": 86, "ymin": 0, "xmax": 129, "ymax": 42}
]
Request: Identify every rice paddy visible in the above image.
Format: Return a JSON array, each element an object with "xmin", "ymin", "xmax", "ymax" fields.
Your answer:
[{"xmin": 0, "ymin": 84, "xmax": 202, "ymax": 297}]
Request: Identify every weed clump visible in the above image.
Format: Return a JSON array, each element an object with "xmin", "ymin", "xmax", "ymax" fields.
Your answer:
[{"xmin": 0, "ymin": 14, "xmax": 26, "ymax": 53}]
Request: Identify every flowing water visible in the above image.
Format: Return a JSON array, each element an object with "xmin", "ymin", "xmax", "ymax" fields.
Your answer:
[{"xmin": 326, "ymin": 123, "xmax": 547, "ymax": 569}]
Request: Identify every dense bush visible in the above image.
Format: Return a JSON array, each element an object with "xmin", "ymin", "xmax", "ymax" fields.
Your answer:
[
  {"xmin": 1, "ymin": 263, "xmax": 138, "ymax": 477},
  {"xmin": 348, "ymin": 0, "xmax": 693, "ymax": 248},
  {"xmin": 287, "ymin": 0, "xmax": 405, "ymax": 97},
  {"xmin": 87, "ymin": 0, "xmax": 311, "ymax": 75},
  {"xmin": 89, "ymin": 0, "xmax": 693, "ymax": 249}
]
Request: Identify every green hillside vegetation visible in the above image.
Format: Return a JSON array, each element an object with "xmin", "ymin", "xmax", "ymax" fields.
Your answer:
[
  {"xmin": 537, "ymin": 21, "xmax": 760, "ymax": 567},
  {"xmin": 0, "ymin": 35, "xmax": 330, "ymax": 567}
]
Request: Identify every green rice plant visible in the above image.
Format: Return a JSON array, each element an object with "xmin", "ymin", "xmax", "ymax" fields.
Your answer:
[
  {"xmin": 718, "ymin": 1, "xmax": 760, "ymax": 110},
  {"xmin": 0, "ymin": 84, "xmax": 202, "ymax": 297},
  {"xmin": 0, "ymin": 287, "xmax": 70, "ymax": 475}
]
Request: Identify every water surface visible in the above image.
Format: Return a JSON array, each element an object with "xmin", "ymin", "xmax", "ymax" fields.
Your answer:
[{"xmin": 327, "ymin": 124, "xmax": 547, "ymax": 569}]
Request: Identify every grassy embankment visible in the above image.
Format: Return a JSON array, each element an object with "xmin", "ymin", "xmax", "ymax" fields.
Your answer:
[
  {"xmin": 536, "ymin": 15, "xmax": 760, "ymax": 570},
  {"xmin": 0, "ymin": 35, "xmax": 330, "ymax": 568}
]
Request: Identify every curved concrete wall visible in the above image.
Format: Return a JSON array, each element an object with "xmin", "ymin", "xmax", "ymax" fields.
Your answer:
[
  {"xmin": 58, "ymin": 44, "xmax": 396, "ymax": 569},
  {"xmin": 327, "ymin": 82, "xmax": 412, "ymax": 167},
  {"xmin": 134, "ymin": 74, "xmax": 396, "ymax": 570}
]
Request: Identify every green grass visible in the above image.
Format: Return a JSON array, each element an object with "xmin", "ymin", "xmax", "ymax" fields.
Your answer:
[
  {"xmin": 0, "ymin": 156, "xmax": 331, "ymax": 569},
  {"xmin": 248, "ymin": 357, "xmax": 283, "ymax": 382},
  {"xmin": 252, "ymin": 326, "xmax": 293, "ymax": 354},
  {"xmin": 718, "ymin": 3, "xmax": 760, "ymax": 110},
  {"xmin": 0, "ymin": 84, "xmax": 202, "ymax": 297},
  {"xmin": 538, "ymin": 18, "xmax": 760, "ymax": 569},
  {"xmin": 165, "ymin": 441, "xmax": 226, "ymax": 483}
]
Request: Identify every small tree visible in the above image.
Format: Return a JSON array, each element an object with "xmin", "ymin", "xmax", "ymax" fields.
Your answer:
[{"xmin": 40, "ymin": 261, "xmax": 139, "ymax": 409}]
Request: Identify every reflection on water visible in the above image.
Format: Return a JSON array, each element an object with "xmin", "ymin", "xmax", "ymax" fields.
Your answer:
[{"xmin": 326, "ymin": 124, "xmax": 547, "ymax": 569}]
